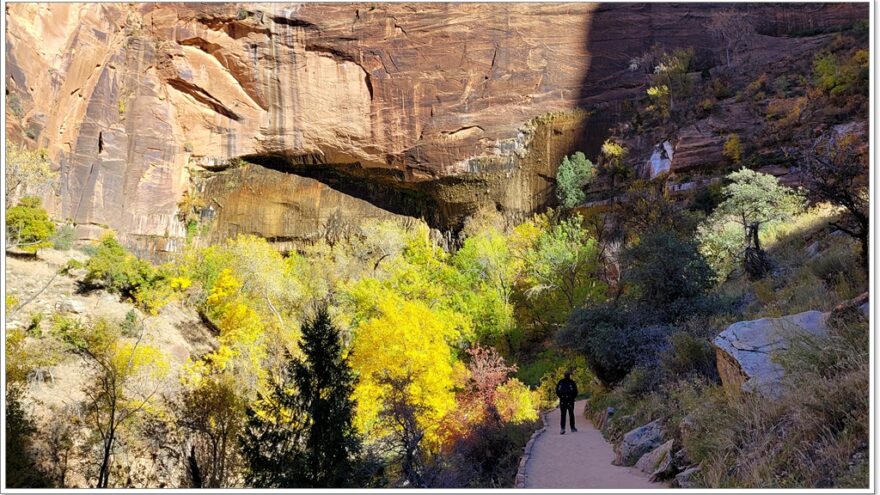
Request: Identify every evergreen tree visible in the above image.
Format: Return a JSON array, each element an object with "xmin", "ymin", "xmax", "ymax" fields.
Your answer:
[{"xmin": 241, "ymin": 306, "xmax": 363, "ymax": 487}]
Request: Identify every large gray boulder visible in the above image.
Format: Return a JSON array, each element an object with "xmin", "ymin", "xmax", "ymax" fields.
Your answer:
[
  {"xmin": 714, "ymin": 310, "xmax": 829, "ymax": 396},
  {"xmin": 613, "ymin": 419, "xmax": 663, "ymax": 466}
]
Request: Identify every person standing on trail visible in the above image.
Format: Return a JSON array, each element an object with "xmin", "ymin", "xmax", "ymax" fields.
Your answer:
[{"xmin": 556, "ymin": 370, "xmax": 578, "ymax": 434}]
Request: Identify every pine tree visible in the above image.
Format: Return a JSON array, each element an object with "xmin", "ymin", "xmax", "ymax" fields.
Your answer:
[{"xmin": 241, "ymin": 306, "xmax": 363, "ymax": 487}]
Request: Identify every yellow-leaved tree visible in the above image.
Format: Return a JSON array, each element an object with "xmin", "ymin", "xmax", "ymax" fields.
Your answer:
[{"xmin": 350, "ymin": 291, "xmax": 464, "ymax": 449}]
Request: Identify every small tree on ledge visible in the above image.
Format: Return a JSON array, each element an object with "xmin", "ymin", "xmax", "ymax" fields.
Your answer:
[{"xmin": 555, "ymin": 152, "xmax": 595, "ymax": 209}]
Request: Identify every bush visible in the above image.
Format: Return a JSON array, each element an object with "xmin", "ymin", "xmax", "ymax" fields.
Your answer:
[
  {"xmin": 83, "ymin": 233, "xmax": 157, "ymax": 299},
  {"xmin": 555, "ymin": 152, "xmax": 595, "ymax": 209},
  {"xmin": 120, "ymin": 309, "xmax": 141, "ymax": 337},
  {"xmin": 440, "ymin": 420, "xmax": 538, "ymax": 488},
  {"xmin": 51, "ymin": 224, "xmax": 76, "ymax": 250},
  {"xmin": 660, "ymin": 332, "xmax": 718, "ymax": 381},
  {"xmin": 559, "ymin": 303, "xmax": 670, "ymax": 386},
  {"xmin": 813, "ymin": 50, "xmax": 868, "ymax": 97},
  {"xmin": 6, "ymin": 197, "xmax": 55, "ymax": 253},
  {"xmin": 620, "ymin": 229, "xmax": 715, "ymax": 322}
]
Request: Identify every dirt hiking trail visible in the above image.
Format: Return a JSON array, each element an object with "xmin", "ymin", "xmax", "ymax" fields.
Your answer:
[{"xmin": 522, "ymin": 400, "xmax": 661, "ymax": 489}]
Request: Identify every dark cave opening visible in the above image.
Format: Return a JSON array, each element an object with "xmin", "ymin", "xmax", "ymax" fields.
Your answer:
[{"xmin": 239, "ymin": 153, "xmax": 459, "ymax": 231}]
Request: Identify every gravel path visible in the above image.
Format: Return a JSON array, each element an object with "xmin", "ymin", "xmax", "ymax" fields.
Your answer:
[{"xmin": 522, "ymin": 400, "xmax": 660, "ymax": 489}]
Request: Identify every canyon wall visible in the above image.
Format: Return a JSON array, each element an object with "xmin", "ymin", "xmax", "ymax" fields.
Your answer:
[{"xmin": 5, "ymin": 3, "xmax": 867, "ymax": 254}]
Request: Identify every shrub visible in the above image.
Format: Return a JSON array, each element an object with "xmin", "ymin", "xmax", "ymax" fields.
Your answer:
[
  {"xmin": 646, "ymin": 85, "xmax": 671, "ymax": 120},
  {"xmin": 6, "ymin": 196, "xmax": 55, "ymax": 253},
  {"xmin": 813, "ymin": 50, "xmax": 868, "ymax": 97},
  {"xmin": 710, "ymin": 76, "xmax": 733, "ymax": 99},
  {"xmin": 440, "ymin": 420, "xmax": 538, "ymax": 487},
  {"xmin": 660, "ymin": 332, "xmax": 718, "ymax": 381},
  {"xmin": 51, "ymin": 224, "xmax": 76, "ymax": 250},
  {"xmin": 559, "ymin": 303, "xmax": 670, "ymax": 386},
  {"xmin": 26, "ymin": 312, "xmax": 44, "ymax": 337},
  {"xmin": 620, "ymin": 229, "xmax": 715, "ymax": 321},
  {"xmin": 83, "ymin": 233, "xmax": 158, "ymax": 299},
  {"xmin": 120, "ymin": 309, "xmax": 141, "ymax": 337},
  {"xmin": 555, "ymin": 152, "xmax": 595, "ymax": 209}
]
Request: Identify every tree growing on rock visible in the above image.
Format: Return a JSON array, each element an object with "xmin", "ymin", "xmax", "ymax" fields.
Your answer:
[
  {"xmin": 555, "ymin": 152, "xmax": 595, "ymax": 209},
  {"xmin": 55, "ymin": 317, "xmax": 170, "ymax": 488},
  {"xmin": 706, "ymin": 10, "xmax": 755, "ymax": 66}
]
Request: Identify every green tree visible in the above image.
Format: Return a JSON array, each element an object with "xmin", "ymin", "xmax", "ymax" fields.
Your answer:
[
  {"xmin": 84, "ymin": 233, "xmax": 157, "ymax": 298},
  {"xmin": 555, "ymin": 152, "xmax": 595, "ymax": 209},
  {"xmin": 6, "ymin": 196, "xmax": 55, "ymax": 252},
  {"xmin": 620, "ymin": 229, "xmax": 715, "ymax": 322},
  {"xmin": 698, "ymin": 168, "xmax": 804, "ymax": 278},
  {"xmin": 241, "ymin": 307, "xmax": 363, "ymax": 487},
  {"xmin": 520, "ymin": 214, "xmax": 605, "ymax": 320}
]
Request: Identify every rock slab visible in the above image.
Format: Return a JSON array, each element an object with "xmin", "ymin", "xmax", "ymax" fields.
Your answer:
[
  {"xmin": 713, "ymin": 310, "xmax": 829, "ymax": 396},
  {"xmin": 614, "ymin": 419, "xmax": 663, "ymax": 467}
]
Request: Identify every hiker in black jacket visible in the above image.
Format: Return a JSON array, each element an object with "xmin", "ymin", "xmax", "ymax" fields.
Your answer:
[{"xmin": 556, "ymin": 370, "xmax": 578, "ymax": 434}]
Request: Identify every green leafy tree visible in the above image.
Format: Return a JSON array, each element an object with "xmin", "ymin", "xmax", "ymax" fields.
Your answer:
[
  {"xmin": 555, "ymin": 152, "xmax": 595, "ymax": 209},
  {"xmin": 520, "ymin": 214, "xmax": 605, "ymax": 319},
  {"xmin": 620, "ymin": 229, "xmax": 715, "ymax": 322},
  {"xmin": 698, "ymin": 168, "xmax": 804, "ymax": 278},
  {"xmin": 241, "ymin": 307, "xmax": 363, "ymax": 487},
  {"xmin": 84, "ymin": 233, "xmax": 157, "ymax": 298},
  {"xmin": 6, "ymin": 196, "xmax": 55, "ymax": 252}
]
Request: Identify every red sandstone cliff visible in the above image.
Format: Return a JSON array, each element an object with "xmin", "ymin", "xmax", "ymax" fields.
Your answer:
[{"xmin": 4, "ymin": 3, "xmax": 868, "ymax": 253}]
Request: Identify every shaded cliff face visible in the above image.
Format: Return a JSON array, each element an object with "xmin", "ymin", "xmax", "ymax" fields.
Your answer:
[{"xmin": 5, "ymin": 3, "xmax": 867, "ymax": 253}]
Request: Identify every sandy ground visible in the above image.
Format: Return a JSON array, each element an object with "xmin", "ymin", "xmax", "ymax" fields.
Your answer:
[{"xmin": 522, "ymin": 400, "xmax": 661, "ymax": 489}]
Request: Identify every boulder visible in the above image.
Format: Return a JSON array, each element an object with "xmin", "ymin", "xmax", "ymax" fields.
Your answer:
[
  {"xmin": 614, "ymin": 419, "xmax": 663, "ymax": 466},
  {"xmin": 56, "ymin": 299, "xmax": 86, "ymax": 314},
  {"xmin": 714, "ymin": 310, "xmax": 829, "ymax": 396},
  {"xmin": 635, "ymin": 439, "xmax": 675, "ymax": 481},
  {"xmin": 674, "ymin": 465, "xmax": 701, "ymax": 488}
]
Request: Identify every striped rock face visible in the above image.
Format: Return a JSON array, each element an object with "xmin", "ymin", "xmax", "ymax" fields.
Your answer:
[{"xmin": 5, "ymin": 3, "xmax": 867, "ymax": 255}]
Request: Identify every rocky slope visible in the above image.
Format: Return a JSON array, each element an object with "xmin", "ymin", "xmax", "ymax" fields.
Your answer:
[{"xmin": 5, "ymin": 3, "xmax": 867, "ymax": 255}]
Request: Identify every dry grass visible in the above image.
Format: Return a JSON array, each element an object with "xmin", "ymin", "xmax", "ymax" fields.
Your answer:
[{"xmin": 685, "ymin": 315, "xmax": 868, "ymax": 488}]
